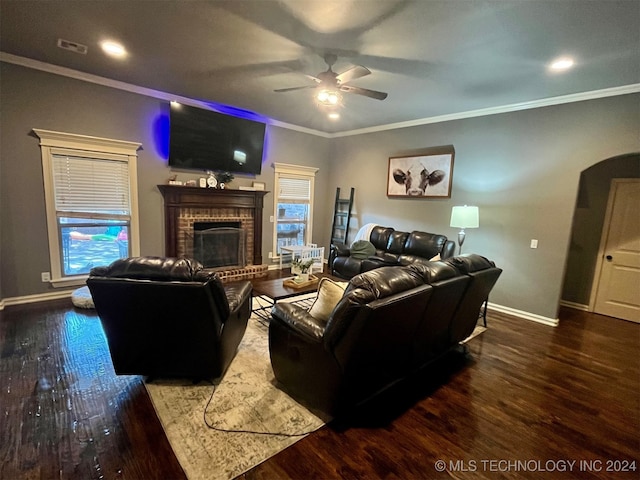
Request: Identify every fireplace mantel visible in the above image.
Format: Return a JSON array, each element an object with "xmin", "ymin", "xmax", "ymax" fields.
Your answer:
[{"xmin": 158, "ymin": 185, "xmax": 268, "ymax": 266}]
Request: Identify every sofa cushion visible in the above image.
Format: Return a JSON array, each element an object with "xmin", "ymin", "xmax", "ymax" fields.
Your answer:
[
  {"xmin": 346, "ymin": 266, "xmax": 424, "ymax": 299},
  {"xmin": 308, "ymin": 278, "xmax": 349, "ymax": 322},
  {"xmin": 404, "ymin": 231, "xmax": 448, "ymax": 260},
  {"xmin": 387, "ymin": 231, "xmax": 409, "ymax": 254},
  {"xmin": 409, "ymin": 261, "xmax": 459, "ymax": 284},
  {"xmin": 369, "ymin": 226, "xmax": 394, "ymax": 250},
  {"xmin": 350, "ymin": 240, "xmax": 376, "ymax": 260},
  {"xmin": 445, "ymin": 253, "xmax": 495, "ymax": 274}
]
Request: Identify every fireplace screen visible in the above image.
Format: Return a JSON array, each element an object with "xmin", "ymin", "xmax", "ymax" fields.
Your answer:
[{"xmin": 186, "ymin": 223, "xmax": 246, "ymax": 269}]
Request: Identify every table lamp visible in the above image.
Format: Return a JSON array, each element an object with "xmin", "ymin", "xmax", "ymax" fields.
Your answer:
[{"xmin": 450, "ymin": 205, "xmax": 479, "ymax": 254}]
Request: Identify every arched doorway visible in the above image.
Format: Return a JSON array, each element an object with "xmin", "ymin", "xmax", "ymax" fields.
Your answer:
[{"xmin": 561, "ymin": 153, "xmax": 640, "ymax": 318}]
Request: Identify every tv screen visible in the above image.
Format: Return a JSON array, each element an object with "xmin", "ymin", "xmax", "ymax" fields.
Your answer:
[{"xmin": 168, "ymin": 103, "xmax": 265, "ymax": 175}]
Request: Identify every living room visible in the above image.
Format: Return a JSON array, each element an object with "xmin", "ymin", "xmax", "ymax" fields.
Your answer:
[
  {"xmin": 1, "ymin": 1, "xmax": 639, "ymax": 478},
  {"xmin": 2, "ymin": 61, "xmax": 639, "ymax": 318},
  {"xmin": 1, "ymin": 2, "xmax": 639, "ymax": 323}
]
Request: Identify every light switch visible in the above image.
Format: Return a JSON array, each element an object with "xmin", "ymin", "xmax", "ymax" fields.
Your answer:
[{"xmin": 530, "ymin": 239, "xmax": 538, "ymax": 249}]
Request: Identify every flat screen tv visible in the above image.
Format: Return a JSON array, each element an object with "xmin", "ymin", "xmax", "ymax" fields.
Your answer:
[{"xmin": 168, "ymin": 103, "xmax": 265, "ymax": 175}]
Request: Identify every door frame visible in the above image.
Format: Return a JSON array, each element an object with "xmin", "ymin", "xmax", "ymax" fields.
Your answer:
[{"xmin": 588, "ymin": 178, "xmax": 640, "ymax": 313}]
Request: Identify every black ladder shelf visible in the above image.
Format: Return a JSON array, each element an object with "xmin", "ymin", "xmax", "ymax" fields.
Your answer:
[{"xmin": 330, "ymin": 187, "xmax": 354, "ymax": 246}]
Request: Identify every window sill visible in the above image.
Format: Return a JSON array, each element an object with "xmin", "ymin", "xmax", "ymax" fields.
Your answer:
[{"xmin": 50, "ymin": 276, "xmax": 88, "ymax": 288}]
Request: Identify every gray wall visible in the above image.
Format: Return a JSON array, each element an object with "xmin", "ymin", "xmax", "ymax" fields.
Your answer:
[
  {"xmin": 329, "ymin": 95, "xmax": 640, "ymax": 319},
  {"xmin": 561, "ymin": 154, "xmax": 640, "ymax": 305},
  {"xmin": 2, "ymin": 61, "xmax": 639, "ymax": 321},
  {"xmin": 0, "ymin": 62, "xmax": 329, "ymax": 299}
]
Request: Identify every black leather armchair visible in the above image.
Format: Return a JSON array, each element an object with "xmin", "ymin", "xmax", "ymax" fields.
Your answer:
[{"xmin": 87, "ymin": 256, "xmax": 252, "ymax": 380}]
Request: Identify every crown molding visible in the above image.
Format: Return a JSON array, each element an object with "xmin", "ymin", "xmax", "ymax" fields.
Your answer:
[
  {"xmin": 332, "ymin": 83, "xmax": 640, "ymax": 137},
  {"xmin": 0, "ymin": 52, "xmax": 331, "ymax": 138},
  {"xmin": 2, "ymin": 52, "xmax": 638, "ymax": 140}
]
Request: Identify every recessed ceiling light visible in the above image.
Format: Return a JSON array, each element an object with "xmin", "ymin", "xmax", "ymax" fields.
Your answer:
[
  {"xmin": 549, "ymin": 57, "xmax": 574, "ymax": 71},
  {"xmin": 101, "ymin": 40, "xmax": 127, "ymax": 58},
  {"xmin": 328, "ymin": 112, "xmax": 340, "ymax": 120}
]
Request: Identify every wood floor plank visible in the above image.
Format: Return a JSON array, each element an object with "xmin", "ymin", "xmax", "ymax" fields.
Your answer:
[
  {"xmin": 1, "ymin": 278, "xmax": 638, "ymax": 480},
  {"xmin": 0, "ymin": 299, "xmax": 186, "ymax": 480}
]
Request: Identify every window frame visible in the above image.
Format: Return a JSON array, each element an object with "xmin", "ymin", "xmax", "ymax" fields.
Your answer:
[
  {"xmin": 272, "ymin": 163, "xmax": 319, "ymax": 259},
  {"xmin": 34, "ymin": 129, "xmax": 141, "ymax": 288}
]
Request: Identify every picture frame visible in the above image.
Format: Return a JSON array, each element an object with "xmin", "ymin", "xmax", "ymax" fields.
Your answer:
[
  {"xmin": 252, "ymin": 181, "xmax": 265, "ymax": 191},
  {"xmin": 387, "ymin": 145, "xmax": 455, "ymax": 198}
]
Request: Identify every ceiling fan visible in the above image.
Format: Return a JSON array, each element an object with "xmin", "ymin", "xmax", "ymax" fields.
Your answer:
[{"xmin": 274, "ymin": 53, "xmax": 388, "ymax": 103}]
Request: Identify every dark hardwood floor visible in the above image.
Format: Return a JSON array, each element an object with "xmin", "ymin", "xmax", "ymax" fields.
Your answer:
[{"xmin": 1, "ymin": 272, "xmax": 638, "ymax": 479}]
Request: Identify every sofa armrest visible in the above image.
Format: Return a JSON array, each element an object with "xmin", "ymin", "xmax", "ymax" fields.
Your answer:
[
  {"xmin": 271, "ymin": 302, "xmax": 326, "ymax": 343},
  {"xmin": 331, "ymin": 243, "xmax": 351, "ymax": 257},
  {"xmin": 223, "ymin": 281, "xmax": 253, "ymax": 314}
]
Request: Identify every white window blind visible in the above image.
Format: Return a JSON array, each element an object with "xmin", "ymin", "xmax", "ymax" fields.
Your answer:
[
  {"xmin": 52, "ymin": 154, "xmax": 131, "ymax": 215},
  {"xmin": 278, "ymin": 177, "xmax": 311, "ymax": 201}
]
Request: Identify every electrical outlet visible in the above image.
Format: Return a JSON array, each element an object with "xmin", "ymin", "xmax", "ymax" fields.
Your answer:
[
  {"xmin": 268, "ymin": 252, "xmax": 273, "ymax": 258},
  {"xmin": 269, "ymin": 215, "xmax": 274, "ymax": 223},
  {"xmin": 530, "ymin": 239, "xmax": 538, "ymax": 249},
  {"xmin": 41, "ymin": 272, "xmax": 51, "ymax": 282}
]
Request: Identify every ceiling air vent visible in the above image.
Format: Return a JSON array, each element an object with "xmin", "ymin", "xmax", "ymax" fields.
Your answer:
[{"xmin": 57, "ymin": 38, "xmax": 88, "ymax": 55}]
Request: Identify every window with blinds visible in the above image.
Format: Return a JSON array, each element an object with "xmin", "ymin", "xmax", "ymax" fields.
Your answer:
[
  {"xmin": 273, "ymin": 163, "xmax": 318, "ymax": 257},
  {"xmin": 52, "ymin": 154, "xmax": 131, "ymax": 216},
  {"xmin": 51, "ymin": 154, "xmax": 132, "ymax": 276},
  {"xmin": 35, "ymin": 129, "xmax": 140, "ymax": 286}
]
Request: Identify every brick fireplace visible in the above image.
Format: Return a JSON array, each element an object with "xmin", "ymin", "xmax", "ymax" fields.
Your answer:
[{"xmin": 158, "ymin": 185, "xmax": 269, "ymax": 282}]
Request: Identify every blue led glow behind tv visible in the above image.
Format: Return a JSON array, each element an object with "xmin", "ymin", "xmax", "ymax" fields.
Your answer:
[{"xmin": 168, "ymin": 103, "xmax": 265, "ymax": 175}]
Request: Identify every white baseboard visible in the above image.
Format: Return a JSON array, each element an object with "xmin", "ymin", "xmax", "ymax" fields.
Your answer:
[
  {"xmin": 487, "ymin": 302, "xmax": 559, "ymax": 327},
  {"xmin": 559, "ymin": 300, "xmax": 590, "ymax": 311},
  {"xmin": 0, "ymin": 289, "xmax": 74, "ymax": 309}
]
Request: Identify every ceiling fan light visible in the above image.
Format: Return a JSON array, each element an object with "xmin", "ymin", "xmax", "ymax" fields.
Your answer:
[
  {"xmin": 317, "ymin": 89, "xmax": 330, "ymax": 102},
  {"xmin": 316, "ymin": 89, "xmax": 341, "ymax": 106}
]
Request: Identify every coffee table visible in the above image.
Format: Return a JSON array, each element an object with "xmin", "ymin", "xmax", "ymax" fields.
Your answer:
[{"xmin": 252, "ymin": 272, "xmax": 338, "ymax": 321}]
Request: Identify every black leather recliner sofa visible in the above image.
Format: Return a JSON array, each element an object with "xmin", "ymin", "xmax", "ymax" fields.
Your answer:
[
  {"xmin": 87, "ymin": 256, "xmax": 252, "ymax": 380},
  {"xmin": 269, "ymin": 254, "xmax": 501, "ymax": 416},
  {"xmin": 329, "ymin": 226, "xmax": 456, "ymax": 279}
]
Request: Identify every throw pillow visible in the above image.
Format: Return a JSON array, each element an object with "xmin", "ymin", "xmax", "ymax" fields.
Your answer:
[
  {"xmin": 430, "ymin": 253, "xmax": 441, "ymax": 261},
  {"xmin": 350, "ymin": 240, "xmax": 376, "ymax": 260},
  {"xmin": 308, "ymin": 278, "xmax": 348, "ymax": 323}
]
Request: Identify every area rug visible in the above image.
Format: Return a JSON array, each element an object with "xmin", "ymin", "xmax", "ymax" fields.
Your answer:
[
  {"xmin": 145, "ymin": 296, "xmax": 487, "ymax": 480},
  {"xmin": 144, "ymin": 298, "xmax": 328, "ymax": 480},
  {"xmin": 464, "ymin": 325, "xmax": 487, "ymax": 343}
]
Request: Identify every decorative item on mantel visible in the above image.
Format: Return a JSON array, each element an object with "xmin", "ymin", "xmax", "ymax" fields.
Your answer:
[
  {"xmin": 167, "ymin": 174, "xmax": 183, "ymax": 186},
  {"xmin": 206, "ymin": 171, "xmax": 217, "ymax": 188},
  {"xmin": 215, "ymin": 171, "xmax": 234, "ymax": 189}
]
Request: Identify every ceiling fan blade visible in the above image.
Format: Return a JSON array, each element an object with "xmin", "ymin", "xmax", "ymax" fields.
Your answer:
[
  {"xmin": 304, "ymin": 74, "xmax": 322, "ymax": 84},
  {"xmin": 336, "ymin": 65, "xmax": 371, "ymax": 85},
  {"xmin": 340, "ymin": 84, "xmax": 388, "ymax": 100},
  {"xmin": 274, "ymin": 85, "xmax": 316, "ymax": 93}
]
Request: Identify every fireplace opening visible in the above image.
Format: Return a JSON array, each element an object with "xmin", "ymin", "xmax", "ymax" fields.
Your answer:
[{"xmin": 189, "ymin": 222, "xmax": 245, "ymax": 269}]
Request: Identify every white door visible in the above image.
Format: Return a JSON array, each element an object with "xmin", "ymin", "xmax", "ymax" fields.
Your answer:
[{"xmin": 591, "ymin": 179, "xmax": 640, "ymax": 323}]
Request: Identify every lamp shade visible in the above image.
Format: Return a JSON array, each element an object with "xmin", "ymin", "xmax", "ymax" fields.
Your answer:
[{"xmin": 450, "ymin": 205, "xmax": 479, "ymax": 228}]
